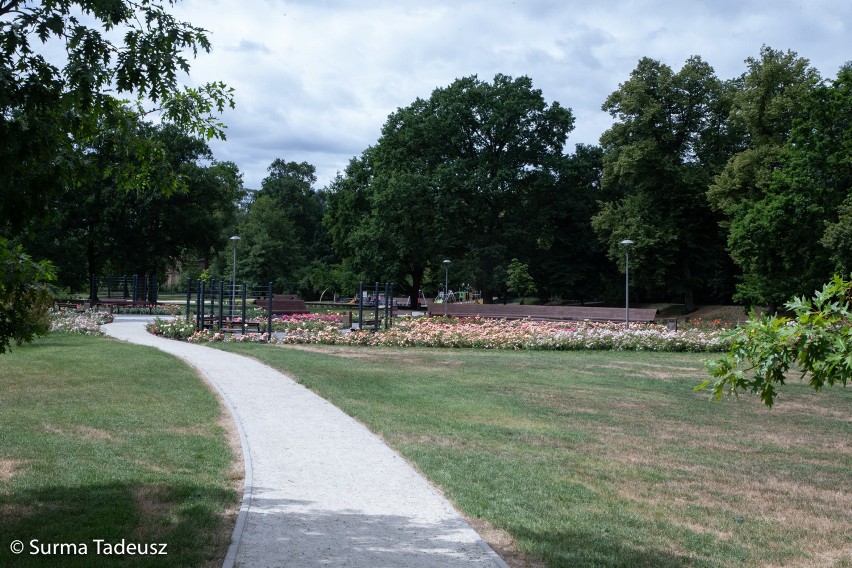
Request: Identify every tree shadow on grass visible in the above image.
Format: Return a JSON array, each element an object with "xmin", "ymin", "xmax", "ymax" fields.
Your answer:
[
  {"xmin": 0, "ymin": 481, "xmax": 235, "ymax": 568},
  {"xmin": 2, "ymin": 482, "xmax": 714, "ymax": 568},
  {"xmin": 509, "ymin": 525, "xmax": 710, "ymax": 568}
]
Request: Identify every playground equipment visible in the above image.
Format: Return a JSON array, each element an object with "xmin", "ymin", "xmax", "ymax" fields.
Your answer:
[
  {"xmin": 186, "ymin": 280, "xmax": 275, "ymax": 338},
  {"xmin": 355, "ymin": 281, "xmax": 395, "ymax": 332},
  {"xmin": 432, "ymin": 286, "xmax": 482, "ymax": 304}
]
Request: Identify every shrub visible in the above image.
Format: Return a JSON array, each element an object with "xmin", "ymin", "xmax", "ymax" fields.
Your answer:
[
  {"xmin": 261, "ymin": 317, "xmax": 731, "ymax": 352},
  {"xmin": 146, "ymin": 312, "xmax": 732, "ymax": 353},
  {"xmin": 50, "ymin": 308, "xmax": 113, "ymax": 335},
  {"xmin": 701, "ymin": 274, "xmax": 852, "ymax": 406},
  {"xmin": 146, "ymin": 318, "xmax": 197, "ymax": 340}
]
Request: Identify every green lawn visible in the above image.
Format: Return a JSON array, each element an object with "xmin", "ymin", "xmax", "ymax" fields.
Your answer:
[
  {"xmin": 0, "ymin": 334, "xmax": 239, "ymax": 568},
  {"xmin": 217, "ymin": 343, "xmax": 852, "ymax": 568}
]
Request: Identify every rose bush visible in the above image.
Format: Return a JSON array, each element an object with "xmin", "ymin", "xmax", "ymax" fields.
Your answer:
[
  {"xmin": 186, "ymin": 328, "xmax": 269, "ymax": 343},
  {"xmin": 146, "ymin": 312, "xmax": 732, "ymax": 352},
  {"xmin": 271, "ymin": 313, "xmax": 343, "ymax": 332},
  {"xmin": 50, "ymin": 308, "xmax": 113, "ymax": 335},
  {"xmin": 273, "ymin": 317, "xmax": 731, "ymax": 352},
  {"xmin": 146, "ymin": 318, "xmax": 197, "ymax": 340}
]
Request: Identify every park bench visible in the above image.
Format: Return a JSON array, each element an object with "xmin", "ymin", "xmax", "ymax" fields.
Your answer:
[
  {"xmin": 425, "ymin": 301, "xmax": 657, "ymax": 323},
  {"xmin": 252, "ymin": 294, "xmax": 309, "ymax": 315},
  {"xmin": 201, "ymin": 316, "xmax": 262, "ymax": 333}
]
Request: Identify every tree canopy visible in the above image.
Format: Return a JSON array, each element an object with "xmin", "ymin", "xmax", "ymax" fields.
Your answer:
[
  {"xmin": 4, "ymin": 23, "xmax": 851, "ymax": 356},
  {"xmin": 0, "ymin": 0, "xmax": 234, "ymax": 232},
  {"xmin": 0, "ymin": 0, "xmax": 233, "ymax": 349},
  {"xmin": 236, "ymin": 159, "xmax": 328, "ymax": 293},
  {"xmin": 324, "ymin": 73, "xmax": 575, "ymax": 305},
  {"xmin": 593, "ymin": 55, "xmax": 737, "ymax": 311},
  {"xmin": 707, "ymin": 47, "xmax": 829, "ymax": 312}
]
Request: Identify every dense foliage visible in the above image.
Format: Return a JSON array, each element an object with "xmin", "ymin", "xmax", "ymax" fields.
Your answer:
[
  {"xmin": 323, "ymin": 74, "xmax": 576, "ymax": 306},
  {"xmin": 593, "ymin": 56, "xmax": 737, "ymax": 310},
  {"xmin": 0, "ymin": 239, "xmax": 55, "ymax": 352},
  {"xmin": 3, "ymin": 4, "xmax": 849, "ymax": 358},
  {"xmin": 0, "ymin": 0, "xmax": 233, "ymax": 348},
  {"xmin": 707, "ymin": 47, "xmax": 840, "ymax": 312},
  {"xmin": 314, "ymin": 49, "xmax": 851, "ymax": 308},
  {"xmin": 178, "ymin": 313, "xmax": 730, "ymax": 352},
  {"xmin": 0, "ymin": 0, "xmax": 234, "ymax": 232},
  {"xmin": 702, "ymin": 274, "xmax": 852, "ymax": 407}
]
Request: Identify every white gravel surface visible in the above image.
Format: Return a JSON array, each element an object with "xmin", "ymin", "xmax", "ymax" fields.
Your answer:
[{"xmin": 103, "ymin": 316, "xmax": 509, "ymax": 568}]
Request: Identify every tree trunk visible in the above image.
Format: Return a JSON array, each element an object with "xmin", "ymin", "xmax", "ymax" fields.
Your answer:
[
  {"xmin": 682, "ymin": 259, "xmax": 695, "ymax": 313},
  {"xmin": 767, "ymin": 301, "xmax": 778, "ymax": 317},
  {"xmin": 86, "ymin": 229, "xmax": 99, "ymax": 304},
  {"xmin": 410, "ymin": 269, "xmax": 424, "ymax": 310}
]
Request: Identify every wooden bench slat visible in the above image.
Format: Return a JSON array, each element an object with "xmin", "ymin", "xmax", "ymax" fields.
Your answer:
[
  {"xmin": 202, "ymin": 316, "xmax": 262, "ymax": 332},
  {"xmin": 252, "ymin": 294, "xmax": 309, "ymax": 315}
]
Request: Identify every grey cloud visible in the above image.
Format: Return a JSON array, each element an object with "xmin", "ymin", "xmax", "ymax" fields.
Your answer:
[
  {"xmin": 176, "ymin": 0, "xmax": 850, "ymax": 191},
  {"xmin": 232, "ymin": 40, "xmax": 272, "ymax": 54}
]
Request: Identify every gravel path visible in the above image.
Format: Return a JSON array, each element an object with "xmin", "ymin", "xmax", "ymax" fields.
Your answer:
[{"xmin": 103, "ymin": 316, "xmax": 508, "ymax": 568}]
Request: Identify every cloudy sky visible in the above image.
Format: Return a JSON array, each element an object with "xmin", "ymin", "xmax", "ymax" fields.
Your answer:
[{"xmin": 169, "ymin": 0, "xmax": 850, "ymax": 190}]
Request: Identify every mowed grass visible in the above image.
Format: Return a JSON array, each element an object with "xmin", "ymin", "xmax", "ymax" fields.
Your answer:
[
  {"xmin": 217, "ymin": 343, "xmax": 852, "ymax": 568},
  {"xmin": 0, "ymin": 334, "xmax": 239, "ymax": 568}
]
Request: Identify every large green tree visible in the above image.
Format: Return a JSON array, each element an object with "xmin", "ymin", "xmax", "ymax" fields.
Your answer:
[
  {"xmin": 808, "ymin": 64, "xmax": 852, "ymax": 272},
  {"xmin": 236, "ymin": 194, "xmax": 303, "ymax": 292},
  {"xmin": 323, "ymin": 152, "xmax": 392, "ymax": 296},
  {"xmin": 708, "ymin": 47, "xmax": 827, "ymax": 313},
  {"xmin": 104, "ymin": 127, "xmax": 244, "ymax": 277},
  {"xmin": 256, "ymin": 159, "xmax": 329, "ymax": 266},
  {"xmin": 21, "ymin": 123, "xmax": 244, "ymax": 290},
  {"xmin": 238, "ymin": 158, "xmax": 331, "ymax": 295},
  {"xmin": 325, "ymin": 74, "xmax": 575, "ymax": 305},
  {"xmin": 592, "ymin": 56, "xmax": 737, "ymax": 311},
  {"xmin": 0, "ymin": 0, "xmax": 232, "ymax": 348},
  {"xmin": 0, "ymin": 0, "xmax": 233, "ymax": 233},
  {"xmin": 532, "ymin": 144, "xmax": 611, "ymax": 303}
]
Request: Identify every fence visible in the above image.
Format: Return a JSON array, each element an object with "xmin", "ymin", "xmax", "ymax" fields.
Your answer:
[{"xmin": 89, "ymin": 274, "xmax": 159, "ymax": 306}]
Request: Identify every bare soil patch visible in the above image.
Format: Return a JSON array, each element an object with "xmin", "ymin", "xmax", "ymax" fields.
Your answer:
[{"xmin": 0, "ymin": 459, "xmax": 26, "ymax": 481}]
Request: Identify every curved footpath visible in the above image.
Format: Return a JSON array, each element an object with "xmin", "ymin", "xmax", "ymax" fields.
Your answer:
[{"xmin": 103, "ymin": 316, "xmax": 509, "ymax": 568}]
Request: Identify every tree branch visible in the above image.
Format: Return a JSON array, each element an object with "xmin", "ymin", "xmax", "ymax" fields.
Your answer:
[{"xmin": 0, "ymin": 0, "xmax": 21, "ymax": 17}]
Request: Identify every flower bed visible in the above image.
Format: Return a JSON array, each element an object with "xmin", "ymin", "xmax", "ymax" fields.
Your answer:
[
  {"xmin": 145, "ymin": 312, "xmax": 732, "ymax": 352},
  {"xmin": 270, "ymin": 317, "xmax": 731, "ymax": 352},
  {"xmin": 271, "ymin": 313, "xmax": 344, "ymax": 332},
  {"xmin": 146, "ymin": 318, "xmax": 197, "ymax": 340},
  {"xmin": 186, "ymin": 328, "xmax": 270, "ymax": 343},
  {"xmin": 50, "ymin": 308, "xmax": 113, "ymax": 335}
]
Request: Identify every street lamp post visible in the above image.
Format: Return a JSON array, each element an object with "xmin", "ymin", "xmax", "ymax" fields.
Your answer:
[
  {"xmin": 230, "ymin": 235, "xmax": 240, "ymax": 317},
  {"xmin": 442, "ymin": 259, "xmax": 451, "ymax": 316},
  {"xmin": 620, "ymin": 240, "xmax": 634, "ymax": 327}
]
